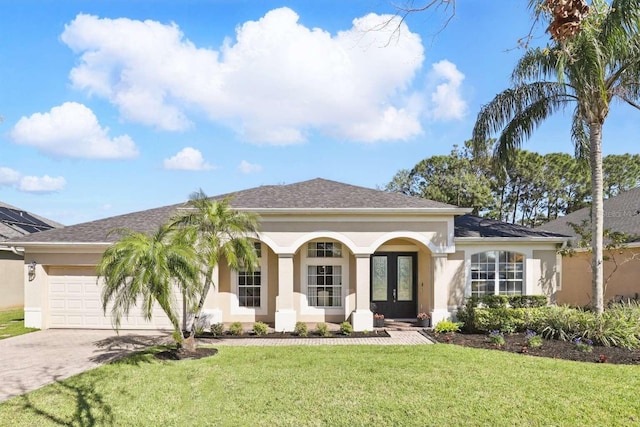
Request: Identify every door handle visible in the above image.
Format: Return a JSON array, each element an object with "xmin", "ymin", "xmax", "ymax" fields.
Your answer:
[{"xmin": 393, "ymin": 289, "xmax": 396, "ymax": 302}]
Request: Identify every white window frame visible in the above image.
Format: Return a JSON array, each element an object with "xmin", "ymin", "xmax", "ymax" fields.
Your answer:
[
  {"xmin": 300, "ymin": 240, "xmax": 349, "ymax": 315},
  {"xmin": 230, "ymin": 242, "xmax": 268, "ymax": 315},
  {"xmin": 467, "ymin": 250, "xmax": 526, "ymax": 298}
]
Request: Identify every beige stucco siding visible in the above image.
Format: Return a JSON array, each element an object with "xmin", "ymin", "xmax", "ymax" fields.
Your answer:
[
  {"xmin": 533, "ymin": 250, "xmax": 560, "ymax": 298},
  {"xmin": 557, "ymin": 248, "xmax": 640, "ymax": 306},
  {"xmin": 0, "ymin": 253, "xmax": 25, "ymax": 310},
  {"xmin": 445, "ymin": 251, "xmax": 466, "ymax": 308}
]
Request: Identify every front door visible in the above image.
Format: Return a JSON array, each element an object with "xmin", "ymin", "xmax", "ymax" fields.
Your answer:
[{"xmin": 370, "ymin": 252, "xmax": 417, "ymax": 319}]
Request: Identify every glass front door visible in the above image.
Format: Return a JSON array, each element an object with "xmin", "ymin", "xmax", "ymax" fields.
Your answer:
[{"xmin": 370, "ymin": 252, "xmax": 417, "ymax": 318}]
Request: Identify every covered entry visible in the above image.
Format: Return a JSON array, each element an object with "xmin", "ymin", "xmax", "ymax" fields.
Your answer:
[{"xmin": 370, "ymin": 252, "xmax": 417, "ymax": 318}]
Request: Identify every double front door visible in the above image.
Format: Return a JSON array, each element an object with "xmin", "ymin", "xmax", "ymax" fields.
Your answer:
[{"xmin": 370, "ymin": 252, "xmax": 417, "ymax": 319}]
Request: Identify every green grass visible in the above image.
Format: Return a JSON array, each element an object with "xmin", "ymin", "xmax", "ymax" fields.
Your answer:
[
  {"xmin": 0, "ymin": 309, "xmax": 37, "ymax": 340},
  {"xmin": 1, "ymin": 345, "xmax": 639, "ymax": 426}
]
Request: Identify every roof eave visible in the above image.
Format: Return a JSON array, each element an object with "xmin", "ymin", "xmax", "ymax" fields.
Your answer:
[
  {"xmin": 5, "ymin": 242, "xmax": 111, "ymax": 250},
  {"xmin": 455, "ymin": 236, "xmax": 568, "ymax": 244},
  {"xmin": 238, "ymin": 207, "xmax": 473, "ymax": 215}
]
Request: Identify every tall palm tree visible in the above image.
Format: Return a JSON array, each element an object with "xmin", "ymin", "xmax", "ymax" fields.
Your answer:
[
  {"xmin": 97, "ymin": 224, "xmax": 200, "ymax": 344},
  {"xmin": 171, "ymin": 191, "xmax": 260, "ymax": 350},
  {"xmin": 472, "ymin": 0, "xmax": 640, "ymax": 313}
]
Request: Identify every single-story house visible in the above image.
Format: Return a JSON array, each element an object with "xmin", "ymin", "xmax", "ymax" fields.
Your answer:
[
  {"xmin": 539, "ymin": 187, "xmax": 640, "ymax": 306},
  {"xmin": 0, "ymin": 202, "xmax": 61, "ymax": 310},
  {"xmin": 7, "ymin": 179, "xmax": 567, "ymax": 331}
]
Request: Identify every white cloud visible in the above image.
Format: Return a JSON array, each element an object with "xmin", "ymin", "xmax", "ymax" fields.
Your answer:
[
  {"xmin": 60, "ymin": 9, "xmax": 431, "ymax": 143},
  {"xmin": 238, "ymin": 160, "xmax": 263, "ymax": 174},
  {"xmin": 10, "ymin": 102, "xmax": 139, "ymax": 159},
  {"xmin": 0, "ymin": 167, "xmax": 21, "ymax": 186},
  {"xmin": 428, "ymin": 60, "xmax": 467, "ymax": 121},
  {"xmin": 163, "ymin": 147, "xmax": 214, "ymax": 171},
  {"xmin": 18, "ymin": 175, "xmax": 66, "ymax": 194}
]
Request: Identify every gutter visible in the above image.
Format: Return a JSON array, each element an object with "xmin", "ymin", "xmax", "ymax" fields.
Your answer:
[{"xmin": 0, "ymin": 245, "xmax": 24, "ymax": 256}]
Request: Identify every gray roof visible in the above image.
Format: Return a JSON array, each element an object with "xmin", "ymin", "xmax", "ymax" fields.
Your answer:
[
  {"xmin": 455, "ymin": 214, "xmax": 569, "ymax": 239},
  {"xmin": 0, "ymin": 201, "xmax": 63, "ymax": 241},
  {"xmin": 8, "ymin": 178, "xmax": 461, "ymax": 244},
  {"xmin": 538, "ymin": 187, "xmax": 640, "ymax": 241}
]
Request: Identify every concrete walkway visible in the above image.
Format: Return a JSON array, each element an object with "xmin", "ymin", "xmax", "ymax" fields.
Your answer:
[{"xmin": 0, "ymin": 329, "xmax": 432, "ymax": 403}]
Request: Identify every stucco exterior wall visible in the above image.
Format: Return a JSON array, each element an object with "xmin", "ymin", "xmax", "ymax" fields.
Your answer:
[
  {"xmin": 556, "ymin": 248, "xmax": 640, "ymax": 306},
  {"xmin": 0, "ymin": 252, "xmax": 25, "ymax": 310}
]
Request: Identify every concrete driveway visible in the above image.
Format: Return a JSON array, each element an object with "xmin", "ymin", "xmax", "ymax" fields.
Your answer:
[{"xmin": 0, "ymin": 329, "xmax": 173, "ymax": 403}]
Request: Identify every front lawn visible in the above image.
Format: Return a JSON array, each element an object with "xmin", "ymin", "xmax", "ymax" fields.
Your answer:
[
  {"xmin": 0, "ymin": 309, "xmax": 37, "ymax": 340},
  {"xmin": 1, "ymin": 345, "xmax": 638, "ymax": 426}
]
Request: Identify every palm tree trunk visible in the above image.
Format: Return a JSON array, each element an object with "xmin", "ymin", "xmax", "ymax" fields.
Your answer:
[
  {"xmin": 183, "ymin": 268, "xmax": 214, "ymax": 352},
  {"xmin": 589, "ymin": 122, "xmax": 605, "ymax": 314}
]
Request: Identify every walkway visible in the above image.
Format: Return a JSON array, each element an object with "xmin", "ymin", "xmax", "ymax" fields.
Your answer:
[{"xmin": 0, "ymin": 328, "xmax": 432, "ymax": 403}]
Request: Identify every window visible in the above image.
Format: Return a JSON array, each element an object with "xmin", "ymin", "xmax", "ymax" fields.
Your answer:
[
  {"xmin": 470, "ymin": 251, "xmax": 524, "ymax": 297},
  {"xmin": 237, "ymin": 241, "xmax": 264, "ymax": 308},
  {"xmin": 307, "ymin": 265, "xmax": 342, "ymax": 307},
  {"xmin": 307, "ymin": 242, "xmax": 342, "ymax": 258}
]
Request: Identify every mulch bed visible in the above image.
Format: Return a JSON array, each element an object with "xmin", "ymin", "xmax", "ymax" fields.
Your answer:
[
  {"xmin": 155, "ymin": 347, "xmax": 219, "ymax": 361},
  {"xmin": 424, "ymin": 330, "xmax": 640, "ymax": 365}
]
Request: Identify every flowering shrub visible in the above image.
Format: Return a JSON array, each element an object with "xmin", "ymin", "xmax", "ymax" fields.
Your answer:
[
  {"xmin": 525, "ymin": 330, "xmax": 543, "ymax": 348},
  {"xmin": 574, "ymin": 337, "xmax": 593, "ymax": 353},
  {"xmin": 417, "ymin": 312, "xmax": 430, "ymax": 320},
  {"xmin": 489, "ymin": 330, "xmax": 505, "ymax": 347}
]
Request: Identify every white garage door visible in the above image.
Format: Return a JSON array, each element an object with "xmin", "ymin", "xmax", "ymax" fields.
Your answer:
[{"xmin": 48, "ymin": 267, "xmax": 182, "ymax": 329}]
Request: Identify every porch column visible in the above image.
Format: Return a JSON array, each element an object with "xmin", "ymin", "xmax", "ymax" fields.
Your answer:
[
  {"xmin": 431, "ymin": 253, "xmax": 451, "ymax": 325},
  {"xmin": 351, "ymin": 254, "xmax": 373, "ymax": 331},
  {"xmin": 275, "ymin": 254, "xmax": 296, "ymax": 332}
]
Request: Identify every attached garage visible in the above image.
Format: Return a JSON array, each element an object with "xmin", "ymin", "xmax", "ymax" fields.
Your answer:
[{"xmin": 47, "ymin": 267, "xmax": 180, "ymax": 330}]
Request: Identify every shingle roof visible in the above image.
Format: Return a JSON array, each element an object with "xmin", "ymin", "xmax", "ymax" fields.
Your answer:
[
  {"xmin": 8, "ymin": 179, "xmax": 462, "ymax": 244},
  {"xmin": 455, "ymin": 214, "xmax": 569, "ymax": 239},
  {"xmin": 0, "ymin": 201, "xmax": 63, "ymax": 241},
  {"xmin": 537, "ymin": 187, "xmax": 640, "ymax": 241}
]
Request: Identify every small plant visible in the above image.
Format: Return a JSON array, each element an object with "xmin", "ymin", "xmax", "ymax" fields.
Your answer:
[
  {"xmin": 489, "ymin": 330, "xmax": 505, "ymax": 347},
  {"xmin": 294, "ymin": 321, "xmax": 308, "ymax": 337},
  {"xmin": 373, "ymin": 313, "xmax": 385, "ymax": 327},
  {"xmin": 417, "ymin": 312, "xmax": 429, "ymax": 320},
  {"xmin": 573, "ymin": 337, "xmax": 593, "ymax": 352},
  {"xmin": 434, "ymin": 320, "xmax": 462, "ymax": 334},
  {"xmin": 525, "ymin": 329, "xmax": 543, "ymax": 348},
  {"xmin": 210, "ymin": 322, "xmax": 224, "ymax": 336},
  {"xmin": 228, "ymin": 321, "xmax": 244, "ymax": 336},
  {"xmin": 374, "ymin": 313, "xmax": 384, "ymax": 319},
  {"xmin": 598, "ymin": 354, "xmax": 608, "ymax": 363},
  {"xmin": 316, "ymin": 322, "xmax": 331, "ymax": 337},
  {"xmin": 339, "ymin": 321, "xmax": 353, "ymax": 335},
  {"xmin": 253, "ymin": 321, "xmax": 269, "ymax": 336}
]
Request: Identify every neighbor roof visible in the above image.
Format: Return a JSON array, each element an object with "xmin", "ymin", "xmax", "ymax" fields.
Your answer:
[
  {"xmin": 538, "ymin": 187, "xmax": 640, "ymax": 241},
  {"xmin": 0, "ymin": 201, "xmax": 62, "ymax": 241},
  {"xmin": 455, "ymin": 214, "xmax": 568, "ymax": 239},
  {"xmin": 8, "ymin": 178, "xmax": 465, "ymax": 244}
]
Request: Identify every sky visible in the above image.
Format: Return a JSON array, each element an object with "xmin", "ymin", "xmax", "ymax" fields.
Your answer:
[{"xmin": 1, "ymin": 0, "xmax": 638, "ymax": 226}]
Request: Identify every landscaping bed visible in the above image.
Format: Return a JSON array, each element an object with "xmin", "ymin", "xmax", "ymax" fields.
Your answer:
[
  {"xmin": 194, "ymin": 329, "xmax": 390, "ymax": 339},
  {"xmin": 424, "ymin": 330, "xmax": 640, "ymax": 365}
]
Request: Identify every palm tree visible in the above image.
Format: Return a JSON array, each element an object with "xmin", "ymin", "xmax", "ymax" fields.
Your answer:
[
  {"xmin": 97, "ymin": 224, "xmax": 200, "ymax": 345},
  {"xmin": 472, "ymin": 0, "xmax": 640, "ymax": 313},
  {"xmin": 171, "ymin": 191, "xmax": 260, "ymax": 351}
]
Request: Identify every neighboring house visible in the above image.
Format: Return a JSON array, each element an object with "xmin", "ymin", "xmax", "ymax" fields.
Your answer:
[
  {"xmin": 539, "ymin": 187, "xmax": 640, "ymax": 306},
  {"xmin": 6, "ymin": 179, "xmax": 566, "ymax": 331},
  {"xmin": 0, "ymin": 202, "xmax": 62, "ymax": 310}
]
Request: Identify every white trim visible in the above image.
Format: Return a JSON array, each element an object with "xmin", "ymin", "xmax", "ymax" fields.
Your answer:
[
  {"xmin": 299, "ymin": 239, "xmax": 349, "ymax": 316},
  {"xmin": 465, "ymin": 249, "xmax": 528, "ymax": 298},
  {"xmin": 230, "ymin": 243, "xmax": 268, "ymax": 315},
  {"xmin": 369, "ymin": 231, "xmax": 451, "ymax": 254}
]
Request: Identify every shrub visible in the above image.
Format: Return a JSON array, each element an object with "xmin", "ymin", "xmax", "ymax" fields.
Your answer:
[
  {"xmin": 581, "ymin": 304, "xmax": 640, "ymax": 349},
  {"xmin": 539, "ymin": 305, "xmax": 591, "ymax": 341},
  {"xmin": 481, "ymin": 295, "xmax": 509, "ymax": 308},
  {"xmin": 315, "ymin": 322, "xmax": 331, "ymax": 337},
  {"xmin": 253, "ymin": 321, "xmax": 269, "ymax": 336},
  {"xmin": 228, "ymin": 321, "xmax": 244, "ymax": 336},
  {"xmin": 573, "ymin": 337, "xmax": 593, "ymax": 352},
  {"xmin": 210, "ymin": 323, "xmax": 224, "ymax": 336},
  {"xmin": 525, "ymin": 330, "xmax": 543, "ymax": 348},
  {"xmin": 473, "ymin": 308, "xmax": 525, "ymax": 333},
  {"xmin": 294, "ymin": 321, "xmax": 308, "ymax": 337},
  {"xmin": 434, "ymin": 320, "xmax": 462, "ymax": 334},
  {"xmin": 509, "ymin": 295, "xmax": 547, "ymax": 308},
  {"xmin": 339, "ymin": 321, "xmax": 353, "ymax": 336},
  {"xmin": 489, "ymin": 330, "xmax": 505, "ymax": 346}
]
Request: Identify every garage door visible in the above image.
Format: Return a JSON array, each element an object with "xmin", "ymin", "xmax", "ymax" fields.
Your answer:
[{"xmin": 48, "ymin": 268, "xmax": 182, "ymax": 329}]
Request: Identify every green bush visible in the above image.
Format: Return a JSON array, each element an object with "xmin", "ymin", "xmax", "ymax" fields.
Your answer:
[
  {"xmin": 294, "ymin": 321, "xmax": 308, "ymax": 337},
  {"xmin": 339, "ymin": 321, "xmax": 353, "ymax": 336},
  {"xmin": 481, "ymin": 295, "xmax": 509, "ymax": 308},
  {"xmin": 509, "ymin": 295, "xmax": 547, "ymax": 308},
  {"xmin": 472, "ymin": 308, "xmax": 525, "ymax": 333},
  {"xmin": 253, "ymin": 321, "xmax": 269, "ymax": 336},
  {"xmin": 434, "ymin": 320, "xmax": 462, "ymax": 334},
  {"xmin": 315, "ymin": 322, "xmax": 331, "ymax": 337},
  {"xmin": 228, "ymin": 321, "xmax": 244, "ymax": 336},
  {"xmin": 538, "ymin": 306, "xmax": 590, "ymax": 341},
  {"xmin": 210, "ymin": 323, "xmax": 224, "ymax": 336},
  {"xmin": 581, "ymin": 303, "xmax": 640, "ymax": 349},
  {"xmin": 525, "ymin": 330, "xmax": 543, "ymax": 348}
]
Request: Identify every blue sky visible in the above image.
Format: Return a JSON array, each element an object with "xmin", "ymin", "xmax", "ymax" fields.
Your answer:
[{"xmin": 1, "ymin": 1, "xmax": 638, "ymax": 225}]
